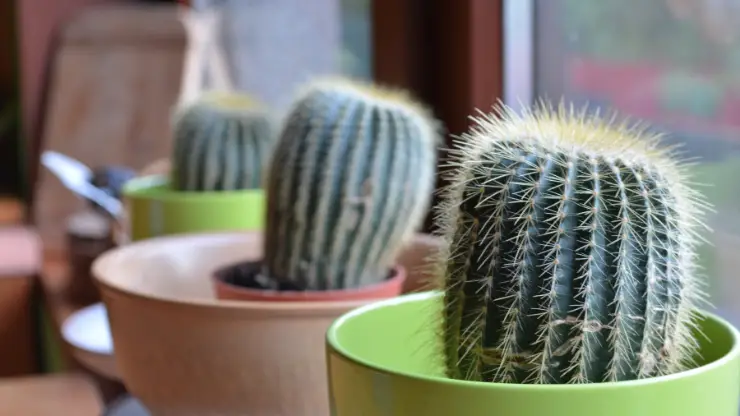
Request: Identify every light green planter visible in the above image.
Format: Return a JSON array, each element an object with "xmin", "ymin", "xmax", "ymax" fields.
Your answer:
[
  {"xmin": 123, "ymin": 175, "xmax": 264, "ymax": 241},
  {"xmin": 326, "ymin": 291, "xmax": 740, "ymax": 416}
]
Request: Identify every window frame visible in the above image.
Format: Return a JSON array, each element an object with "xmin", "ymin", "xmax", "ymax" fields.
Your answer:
[
  {"xmin": 502, "ymin": 0, "xmax": 535, "ymax": 110},
  {"xmin": 372, "ymin": 0, "xmax": 505, "ymax": 230},
  {"xmin": 373, "ymin": 0, "xmax": 505, "ymax": 137}
]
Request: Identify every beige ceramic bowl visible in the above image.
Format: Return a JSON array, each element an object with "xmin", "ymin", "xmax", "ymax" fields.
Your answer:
[{"xmin": 92, "ymin": 231, "xmax": 442, "ymax": 415}]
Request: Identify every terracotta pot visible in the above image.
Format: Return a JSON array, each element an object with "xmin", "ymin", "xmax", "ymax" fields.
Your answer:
[
  {"xmin": 92, "ymin": 231, "xmax": 410, "ymax": 415},
  {"xmin": 212, "ymin": 261, "xmax": 406, "ymax": 301}
]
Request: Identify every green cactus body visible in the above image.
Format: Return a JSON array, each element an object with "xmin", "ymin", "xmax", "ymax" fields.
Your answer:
[
  {"xmin": 263, "ymin": 79, "xmax": 439, "ymax": 291},
  {"xmin": 437, "ymin": 103, "xmax": 708, "ymax": 384},
  {"xmin": 171, "ymin": 91, "xmax": 273, "ymax": 191}
]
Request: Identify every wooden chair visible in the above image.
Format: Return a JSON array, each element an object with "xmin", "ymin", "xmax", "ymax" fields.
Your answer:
[{"xmin": 0, "ymin": 3, "xmax": 187, "ymax": 413}]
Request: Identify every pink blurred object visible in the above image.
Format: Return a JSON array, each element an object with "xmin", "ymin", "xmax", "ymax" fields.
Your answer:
[
  {"xmin": 0, "ymin": 227, "xmax": 41, "ymax": 277},
  {"xmin": 569, "ymin": 58, "xmax": 663, "ymax": 96},
  {"xmin": 720, "ymin": 91, "xmax": 740, "ymax": 128}
]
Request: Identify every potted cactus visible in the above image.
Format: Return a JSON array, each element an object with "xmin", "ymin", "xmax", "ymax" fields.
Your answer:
[
  {"xmin": 326, "ymin": 103, "xmax": 740, "ymax": 415},
  {"xmin": 119, "ymin": 5, "xmax": 276, "ymax": 241},
  {"xmin": 91, "ymin": 77, "xmax": 444, "ymax": 415},
  {"xmin": 211, "ymin": 77, "xmax": 441, "ymax": 301},
  {"xmin": 123, "ymin": 91, "xmax": 275, "ymax": 241}
]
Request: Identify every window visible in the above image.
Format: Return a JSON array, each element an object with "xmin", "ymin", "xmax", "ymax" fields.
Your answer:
[
  {"xmin": 191, "ymin": 0, "xmax": 372, "ymax": 109},
  {"xmin": 506, "ymin": 0, "xmax": 740, "ymax": 324}
]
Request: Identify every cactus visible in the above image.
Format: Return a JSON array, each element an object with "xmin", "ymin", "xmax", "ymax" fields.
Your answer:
[
  {"xmin": 171, "ymin": 91, "xmax": 274, "ymax": 191},
  {"xmin": 262, "ymin": 78, "xmax": 440, "ymax": 291},
  {"xmin": 436, "ymin": 102, "xmax": 709, "ymax": 384}
]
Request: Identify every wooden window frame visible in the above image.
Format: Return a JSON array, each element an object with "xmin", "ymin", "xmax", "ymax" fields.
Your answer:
[
  {"xmin": 373, "ymin": 0, "xmax": 504, "ymax": 136},
  {"xmin": 372, "ymin": 0, "xmax": 505, "ymax": 230}
]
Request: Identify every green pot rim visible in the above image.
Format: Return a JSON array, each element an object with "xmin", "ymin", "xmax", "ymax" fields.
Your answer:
[
  {"xmin": 326, "ymin": 290, "xmax": 740, "ymax": 391},
  {"xmin": 123, "ymin": 174, "xmax": 264, "ymax": 202}
]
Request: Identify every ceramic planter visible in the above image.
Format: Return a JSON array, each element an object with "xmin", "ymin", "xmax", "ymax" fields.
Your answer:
[
  {"xmin": 326, "ymin": 291, "xmax": 740, "ymax": 416},
  {"xmin": 92, "ymin": 231, "xmax": 439, "ymax": 415},
  {"xmin": 122, "ymin": 174, "xmax": 264, "ymax": 241}
]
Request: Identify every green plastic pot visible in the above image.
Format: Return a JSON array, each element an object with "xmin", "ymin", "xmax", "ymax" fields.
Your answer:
[
  {"xmin": 326, "ymin": 291, "xmax": 740, "ymax": 416},
  {"xmin": 122, "ymin": 175, "xmax": 264, "ymax": 242}
]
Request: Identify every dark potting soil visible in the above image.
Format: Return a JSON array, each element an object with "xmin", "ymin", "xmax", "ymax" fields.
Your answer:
[
  {"xmin": 215, "ymin": 261, "xmax": 306, "ymax": 291},
  {"xmin": 214, "ymin": 260, "xmax": 395, "ymax": 292}
]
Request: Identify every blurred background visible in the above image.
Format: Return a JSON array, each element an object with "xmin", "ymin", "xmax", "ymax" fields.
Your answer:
[
  {"xmin": 1, "ymin": 0, "xmax": 739, "ymax": 412},
  {"xmin": 526, "ymin": 0, "xmax": 740, "ymax": 322}
]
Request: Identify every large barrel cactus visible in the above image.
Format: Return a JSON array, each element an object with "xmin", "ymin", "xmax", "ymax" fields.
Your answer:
[
  {"xmin": 437, "ymin": 103, "xmax": 708, "ymax": 384},
  {"xmin": 263, "ymin": 78, "xmax": 440, "ymax": 290},
  {"xmin": 171, "ymin": 91, "xmax": 274, "ymax": 191}
]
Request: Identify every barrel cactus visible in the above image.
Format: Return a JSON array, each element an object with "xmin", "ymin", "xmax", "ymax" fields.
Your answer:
[
  {"xmin": 437, "ymin": 102, "xmax": 709, "ymax": 384},
  {"xmin": 171, "ymin": 91, "xmax": 274, "ymax": 191},
  {"xmin": 262, "ymin": 78, "xmax": 440, "ymax": 290}
]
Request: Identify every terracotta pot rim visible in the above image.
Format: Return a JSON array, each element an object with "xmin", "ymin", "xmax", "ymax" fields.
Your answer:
[
  {"xmin": 92, "ymin": 231, "xmax": 396, "ymax": 316},
  {"xmin": 212, "ymin": 259, "xmax": 406, "ymax": 301}
]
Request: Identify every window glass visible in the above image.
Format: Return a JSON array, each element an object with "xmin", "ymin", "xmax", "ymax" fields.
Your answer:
[
  {"xmin": 534, "ymin": 0, "xmax": 740, "ymax": 323},
  {"xmin": 192, "ymin": 0, "xmax": 372, "ymax": 108}
]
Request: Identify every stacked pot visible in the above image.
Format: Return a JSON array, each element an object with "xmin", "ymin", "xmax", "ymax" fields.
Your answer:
[{"xmin": 94, "ymin": 78, "xmax": 444, "ymax": 415}]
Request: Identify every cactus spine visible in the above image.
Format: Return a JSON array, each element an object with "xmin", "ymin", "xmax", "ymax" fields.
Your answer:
[
  {"xmin": 263, "ymin": 78, "xmax": 439, "ymax": 290},
  {"xmin": 171, "ymin": 91, "xmax": 273, "ymax": 191},
  {"xmin": 436, "ymin": 102, "xmax": 709, "ymax": 384}
]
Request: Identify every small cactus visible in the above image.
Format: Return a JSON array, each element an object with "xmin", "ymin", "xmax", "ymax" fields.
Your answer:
[
  {"xmin": 262, "ymin": 78, "xmax": 440, "ymax": 290},
  {"xmin": 171, "ymin": 91, "xmax": 274, "ymax": 191},
  {"xmin": 436, "ymin": 102, "xmax": 709, "ymax": 384}
]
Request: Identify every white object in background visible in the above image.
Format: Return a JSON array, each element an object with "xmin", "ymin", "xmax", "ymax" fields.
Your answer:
[
  {"xmin": 41, "ymin": 151, "xmax": 123, "ymax": 218},
  {"xmin": 177, "ymin": 5, "xmax": 234, "ymax": 107},
  {"xmin": 61, "ymin": 302, "xmax": 113, "ymax": 355}
]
